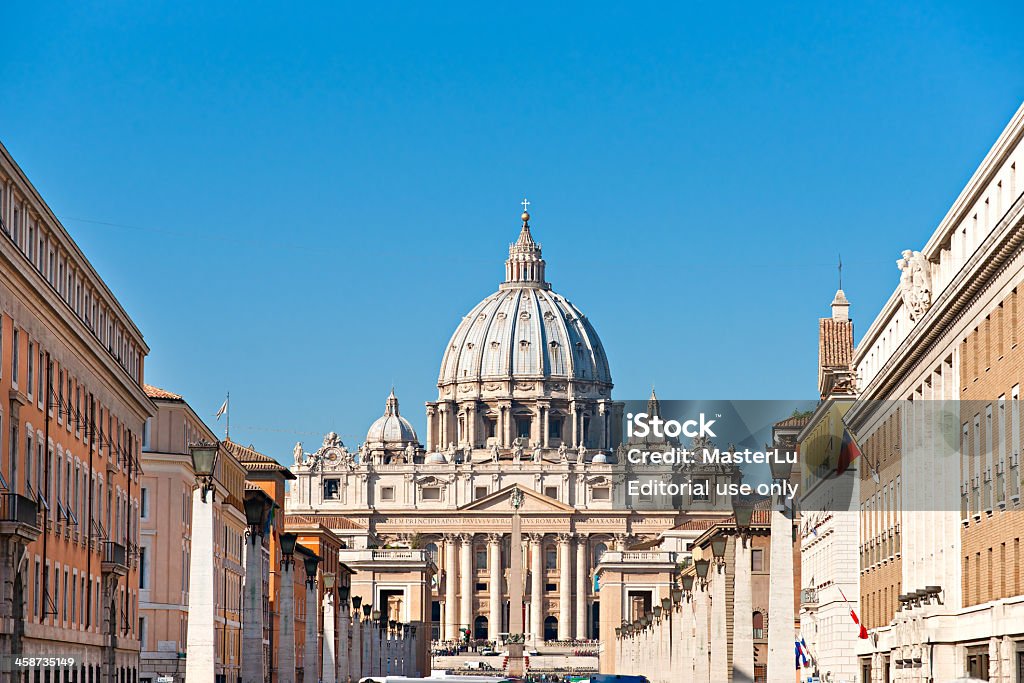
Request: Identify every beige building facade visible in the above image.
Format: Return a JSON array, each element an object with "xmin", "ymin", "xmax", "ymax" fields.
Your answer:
[{"xmin": 139, "ymin": 386, "xmax": 248, "ymax": 683}]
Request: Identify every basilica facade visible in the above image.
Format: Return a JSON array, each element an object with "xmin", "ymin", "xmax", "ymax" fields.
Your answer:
[{"xmin": 286, "ymin": 210, "xmax": 735, "ymax": 645}]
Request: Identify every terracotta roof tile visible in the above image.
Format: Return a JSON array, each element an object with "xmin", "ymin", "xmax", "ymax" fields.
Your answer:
[
  {"xmin": 774, "ymin": 415, "xmax": 812, "ymax": 428},
  {"xmin": 224, "ymin": 439, "xmax": 295, "ymax": 479},
  {"xmin": 144, "ymin": 384, "xmax": 182, "ymax": 400},
  {"xmin": 285, "ymin": 514, "xmax": 366, "ymax": 530},
  {"xmin": 819, "ymin": 318, "xmax": 854, "ymax": 369}
]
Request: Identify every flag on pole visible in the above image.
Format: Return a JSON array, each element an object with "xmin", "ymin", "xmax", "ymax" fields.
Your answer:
[
  {"xmin": 215, "ymin": 397, "xmax": 229, "ymax": 420},
  {"xmin": 838, "ymin": 587, "xmax": 869, "ymax": 639},
  {"xmin": 794, "ymin": 643, "xmax": 811, "ymax": 667},
  {"xmin": 837, "ymin": 424, "xmax": 863, "ymax": 475}
]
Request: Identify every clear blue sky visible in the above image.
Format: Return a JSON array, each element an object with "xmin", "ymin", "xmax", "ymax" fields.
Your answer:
[{"xmin": 3, "ymin": 3, "xmax": 1023, "ymax": 459}]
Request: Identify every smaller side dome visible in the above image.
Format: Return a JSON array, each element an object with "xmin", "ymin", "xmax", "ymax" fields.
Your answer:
[{"xmin": 365, "ymin": 389, "xmax": 419, "ymax": 448}]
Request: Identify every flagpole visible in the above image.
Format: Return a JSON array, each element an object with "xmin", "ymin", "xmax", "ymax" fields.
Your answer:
[{"xmin": 225, "ymin": 391, "xmax": 230, "ymax": 441}]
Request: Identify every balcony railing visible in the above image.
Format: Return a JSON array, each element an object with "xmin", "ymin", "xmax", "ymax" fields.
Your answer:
[
  {"xmin": 102, "ymin": 541, "xmax": 128, "ymax": 573},
  {"xmin": 0, "ymin": 492, "xmax": 39, "ymax": 526}
]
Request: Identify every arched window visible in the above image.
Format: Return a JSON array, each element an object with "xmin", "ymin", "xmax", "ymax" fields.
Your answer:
[
  {"xmin": 592, "ymin": 542, "xmax": 607, "ymax": 565},
  {"xmin": 753, "ymin": 611, "xmax": 765, "ymax": 639}
]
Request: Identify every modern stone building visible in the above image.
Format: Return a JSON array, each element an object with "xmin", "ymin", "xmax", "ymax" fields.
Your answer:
[
  {"xmin": 848, "ymin": 100, "xmax": 1024, "ymax": 681},
  {"xmin": 0, "ymin": 140, "xmax": 151, "ymax": 683},
  {"xmin": 286, "ymin": 211, "xmax": 740, "ymax": 647}
]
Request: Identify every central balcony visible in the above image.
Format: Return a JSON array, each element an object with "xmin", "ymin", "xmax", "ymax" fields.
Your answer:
[{"xmin": 101, "ymin": 541, "xmax": 128, "ymax": 576}]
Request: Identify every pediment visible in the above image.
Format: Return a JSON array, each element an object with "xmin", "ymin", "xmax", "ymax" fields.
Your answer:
[{"xmin": 459, "ymin": 484, "xmax": 575, "ymax": 513}]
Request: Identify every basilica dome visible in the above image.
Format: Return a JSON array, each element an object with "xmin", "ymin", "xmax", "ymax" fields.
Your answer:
[
  {"xmin": 365, "ymin": 390, "xmax": 419, "ymax": 448},
  {"xmin": 438, "ymin": 211, "xmax": 612, "ymax": 388}
]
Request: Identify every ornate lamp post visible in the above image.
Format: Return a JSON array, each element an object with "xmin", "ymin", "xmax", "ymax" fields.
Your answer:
[
  {"xmin": 184, "ymin": 442, "xmax": 220, "ymax": 683},
  {"xmin": 733, "ymin": 495, "xmax": 756, "ymax": 683},
  {"xmin": 708, "ymin": 535, "xmax": 729, "ymax": 682},
  {"xmin": 767, "ymin": 444, "xmax": 796, "ymax": 683},
  {"xmin": 241, "ymin": 491, "xmax": 273, "ymax": 683},
  {"xmin": 693, "ymin": 557, "xmax": 711, "ymax": 683},
  {"xmin": 278, "ymin": 533, "xmax": 299, "ymax": 683},
  {"xmin": 349, "ymin": 595, "xmax": 363, "ymax": 678},
  {"xmin": 322, "ymin": 573, "xmax": 337, "ymax": 683},
  {"xmin": 302, "ymin": 555, "xmax": 321, "ymax": 683}
]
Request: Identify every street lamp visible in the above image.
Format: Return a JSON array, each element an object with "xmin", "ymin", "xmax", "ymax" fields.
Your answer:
[
  {"xmin": 710, "ymin": 536, "xmax": 727, "ymax": 571},
  {"xmin": 188, "ymin": 441, "xmax": 219, "ymax": 503},
  {"xmin": 733, "ymin": 495, "xmax": 755, "ymax": 545},
  {"xmin": 279, "ymin": 532, "xmax": 298, "ymax": 569},
  {"xmin": 363, "ymin": 604, "xmax": 372, "ymax": 619},
  {"xmin": 243, "ymin": 492, "xmax": 273, "ymax": 542},
  {"xmin": 661, "ymin": 596, "xmax": 671, "ymax": 613},
  {"xmin": 303, "ymin": 554, "xmax": 321, "ymax": 589},
  {"xmin": 694, "ymin": 558, "xmax": 710, "ymax": 589}
]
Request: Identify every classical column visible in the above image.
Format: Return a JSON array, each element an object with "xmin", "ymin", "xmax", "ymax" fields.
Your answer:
[
  {"xmin": 362, "ymin": 619, "xmax": 372, "ymax": 675},
  {"xmin": 242, "ymin": 535, "xmax": 265, "ymax": 683},
  {"xmin": 322, "ymin": 593, "xmax": 337, "ymax": 683},
  {"xmin": 460, "ymin": 535, "xmax": 474, "ymax": 637},
  {"xmin": 488, "ymin": 534, "xmax": 503, "ymax": 641},
  {"xmin": 337, "ymin": 601, "xmax": 349, "ymax": 683},
  {"xmin": 279, "ymin": 562, "xmax": 297, "ymax": 683},
  {"xmin": 443, "ymin": 534, "xmax": 459, "ymax": 641},
  {"xmin": 767, "ymin": 505, "xmax": 795, "ymax": 683},
  {"xmin": 694, "ymin": 585, "xmax": 711, "ymax": 683},
  {"xmin": 733, "ymin": 539, "xmax": 754, "ymax": 683},
  {"xmin": 529, "ymin": 535, "xmax": 544, "ymax": 644},
  {"xmin": 303, "ymin": 581, "xmax": 319, "ymax": 683},
  {"xmin": 558, "ymin": 534, "xmax": 573, "ymax": 640},
  {"xmin": 542, "ymin": 406, "xmax": 550, "ymax": 449},
  {"xmin": 575, "ymin": 536, "xmax": 588, "ymax": 639},
  {"xmin": 570, "ymin": 402, "xmax": 579, "ymax": 447},
  {"xmin": 349, "ymin": 610, "xmax": 362, "ymax": 679},
  {"xmin": 185, "ymin": 489, "xmax": 215, "ymax": 683},
  {"xmin": 710, "ymin": 556, "xmax": 728, "ymax": 683}
]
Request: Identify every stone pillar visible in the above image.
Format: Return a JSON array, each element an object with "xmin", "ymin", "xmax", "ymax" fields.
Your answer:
[
  {"xmin": 349, "ymin": 612, "xmax": 362, "ymax": 679},
  {"xmin": 279, "ymin": 563, "xmax": 297, "ymax": 683},
  {"xmin": 242, "ymin": 536, "xmax": 266, "ymax": 683},
  {"xmin": 575, "ymin": 536, "xmax": 588, "ymax": 639},
  {"xmin": 337, "ymin": 603, "xmax": 349, "ymax": 683},
  {"xmin": 542, "ymin": 407, "xmax": 550, "ymax": 448},
  {"xmin": 558, "ymin": 534, "xmax": 573, "ymax": 640},
  {"xmin": 459, "ymin": 535, "xmax": 474, "ymax": 638},
  {"xmin": 322, "ymin": 593, "xmax": 337, "ymax": 683},
  {"xmin": 767, "ymin": 506, "xmax": 795, "ymax": 683},
  {"xmin": 570, "ymin": 402, "xmax": 579, "ymax": 448},
  {"xmin": 488, "ymin": 534, "xmax": 503, "ymax": 641},
  {"xmin": 710, "ymin": 559, "xmax": 728, "ymax": 683},
  {"xmin": 694, "ymin": 586, "xmax": 710, "ymax": 683},
  {"xmin": 443, "ymin": 534, "xmax": 458, "ymax": 641},
  {"xmin": 303, "ymin": 582, "xmax": 319, "ymax": 683},
  {"xmin": 369, "ymin": 621, "xmax": 380, "ymax": 676},
  {"xmin": 185, "ymin": 489, "xmax": 215, "ymax": 683},
  {"xmin": 733, "ymin": 539, "xmax": 754, "ymax": 683},
  {"xmin": 529, "ymin": 535, "xmax": 543, "ymax": 644}
]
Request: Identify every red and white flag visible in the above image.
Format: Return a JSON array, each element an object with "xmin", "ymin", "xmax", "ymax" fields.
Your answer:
[{"xmin": 838, "ymin": 588, "xmax": 869, "ymax": 639}]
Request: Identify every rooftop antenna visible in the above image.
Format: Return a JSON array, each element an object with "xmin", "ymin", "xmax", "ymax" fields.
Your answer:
[{"xmin": 838, "ymin": 254, "xmax": 843, "ymax": 290}]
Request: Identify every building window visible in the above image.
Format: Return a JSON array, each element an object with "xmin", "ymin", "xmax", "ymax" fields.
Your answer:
[
  {"xmin": 592, "ymin": 487, "xmax": 610, "ymax": 501},
  {"xmin": 12, "ymin": 329, "xmax": 19, "ymax": 384},
  {"xmin": 751, "ymin": 549, "xmax": 764, "ymax": 571},
  {"xmin": 323, "ymin": 479, "xmax": 340, "ymax": 500},
  {"xmin": 546, "ymin": 582, "xmax": 557, "ymax": 593},
  {"xmin": 693, "ymin": 479, "xmax": 709, "ymax": 502},
  {"xmin": 140, "ymin": 488, "xmax": 149, "ymax": 519},
  {"xmin": 27, "ymin": 342, "xmax": 34, "ymax": 397},
  {"xmin": 544, "ymin": 486, "xmax": 558, "ymax": 500},
  {"xmin": 475, "ymin": 582, "xmax": 487, "ymax": 592},
  {"xmin": 421, "ymin": 487, "xmax": 441, "ymax": 501},
  {"xmin": 752, "ymin": 611, "xmax": 765, "ymax": 639},
  {"xmin": 549, "ymin": 416, "xmax": 563, "ymax": 441},
  {"xmin": 380, "ymin": 486, "xmax": 395, "ymax": 502},
  {"xmin": 545, "ymin": 547, "xmax": 557, "ymax": 570},
  {"xmin": 474, "ymin": 486, "xmax": 489, "ymax": 500},
  {"xmin": 139, "ymin": 547, "xmax": 147, "ymax": 589},
  {"xmin": 475, "ymin": 549, "xmax": 487, "ymax": 570},
  {"xmin": 515, "ymin": 416, "xmax": 531, "ymax": 439}
]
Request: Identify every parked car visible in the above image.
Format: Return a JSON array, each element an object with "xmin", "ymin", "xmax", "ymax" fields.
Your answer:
[{"xmin": 479, "ymin": 649, "xmax": 497, "ymax": 656}]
